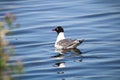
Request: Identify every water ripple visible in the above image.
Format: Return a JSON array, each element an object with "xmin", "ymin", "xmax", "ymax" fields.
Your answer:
[{"xmin": 1, "ymin": 0, "xmax": 120, "ymax": 80}]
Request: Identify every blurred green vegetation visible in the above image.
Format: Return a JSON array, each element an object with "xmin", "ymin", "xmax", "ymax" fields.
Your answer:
[{"xmin": 0, "ymin": 13, "xmax": 23, "ymax": 80}]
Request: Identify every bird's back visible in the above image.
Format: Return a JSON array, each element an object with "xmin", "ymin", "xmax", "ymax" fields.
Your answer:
[{"xmin": 56, "ymin": 39, "xmax": 82, "ymax": 49}]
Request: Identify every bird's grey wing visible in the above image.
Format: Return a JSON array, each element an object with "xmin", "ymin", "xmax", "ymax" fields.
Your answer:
[{"xmin": 57, "ymin": 39, "xmax": 76, "ymax": 48}]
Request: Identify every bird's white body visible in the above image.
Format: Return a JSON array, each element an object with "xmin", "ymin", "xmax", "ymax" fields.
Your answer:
[
  {"xmin": 53, "ymin": 26, "xmax": 83, "ymax": 50},
  {"xmin": 55, "ymin": 32, "xmax": 82, "ymax": 49},
  {"xmin": 55, "ymin": 32, "xmax": 65, "ymax": 44}
]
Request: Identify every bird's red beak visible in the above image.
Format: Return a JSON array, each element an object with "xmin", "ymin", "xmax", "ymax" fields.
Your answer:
[{"xmin": 52, "ymin": 29, "xmax": 55, "ymax": 32}]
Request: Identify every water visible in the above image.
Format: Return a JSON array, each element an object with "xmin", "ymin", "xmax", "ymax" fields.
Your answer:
[{"xmin": 0, "ymin": 0, "xmax": 120, "ymax": 80}]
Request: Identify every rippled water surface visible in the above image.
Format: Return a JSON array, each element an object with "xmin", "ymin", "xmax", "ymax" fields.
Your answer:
[{"xmin": 0, "ymin": 0, "xmax": 120, "ymax": 80}]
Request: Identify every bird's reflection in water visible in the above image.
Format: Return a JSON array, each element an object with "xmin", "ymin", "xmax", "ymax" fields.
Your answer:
[
  {"xmin": 54, "ymin": 62, "xmax": 65, "ymax": 68},
  {"xmin": 52, "ymin": 48, "xmax": 83, "ymax": 62},
  {"xmin": 54, "ymin": 62, "xmax": 65, "ymax": 74},
  {"xmin": 52, "ymin": 48, "xmax": 83, "ymax": 80}
]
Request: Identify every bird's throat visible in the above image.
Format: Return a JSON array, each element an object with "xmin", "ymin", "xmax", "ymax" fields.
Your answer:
[{"xmin": 56, "ymin": 32, "xmax": 65, "ymax": 43}]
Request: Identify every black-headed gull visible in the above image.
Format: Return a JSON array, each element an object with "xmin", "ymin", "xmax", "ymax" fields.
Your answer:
[{"xmin": 52, "ymin": 26, "xmax": 83, "ymax": 49}]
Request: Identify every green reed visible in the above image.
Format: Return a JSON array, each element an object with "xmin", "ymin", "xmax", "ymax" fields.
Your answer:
[{"xmin": 0, "ymin": 13, "xmax": 23, "ymax": 80}]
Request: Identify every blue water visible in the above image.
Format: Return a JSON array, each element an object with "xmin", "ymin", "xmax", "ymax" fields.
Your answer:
[{"xmin": 0, "ymin": 0, "xmax": 120, "ymax": 80}]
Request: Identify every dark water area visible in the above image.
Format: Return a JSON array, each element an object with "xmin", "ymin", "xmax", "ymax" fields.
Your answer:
[{"xmin": 0, "ymin": 0, "xmax": 120, "ymax": 80}]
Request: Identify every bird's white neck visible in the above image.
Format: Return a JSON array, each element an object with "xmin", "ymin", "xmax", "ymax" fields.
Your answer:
[{"xmin": 56, "ymin": 32, "xmax": 65, "ymax": 43}]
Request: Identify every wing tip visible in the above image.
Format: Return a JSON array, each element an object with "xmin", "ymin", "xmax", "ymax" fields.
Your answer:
[{"xmin": 79, "ymin": 39, "xmax": 84, "ymax": 44}]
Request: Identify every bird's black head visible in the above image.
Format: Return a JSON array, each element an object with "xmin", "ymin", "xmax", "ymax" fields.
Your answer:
[{"xmin": 52, "ymin": 26, "xmax": 64, "ymax": 34}]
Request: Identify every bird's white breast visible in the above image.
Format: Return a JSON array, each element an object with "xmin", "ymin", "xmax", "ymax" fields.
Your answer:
[{"xmin": 55, "ymin": 32, "xmax": 65, "ymax": 48}]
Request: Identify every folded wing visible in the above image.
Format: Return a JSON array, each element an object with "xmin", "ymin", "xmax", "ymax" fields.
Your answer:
[{"xmin": 57, "ymin": 39, "xmax": 80, "ymax": 49}]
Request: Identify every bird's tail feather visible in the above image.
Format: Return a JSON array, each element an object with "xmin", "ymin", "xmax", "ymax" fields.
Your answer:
[{"xmin": 79, "ymin": 39, "xmax": 84, "ymax": 44}]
